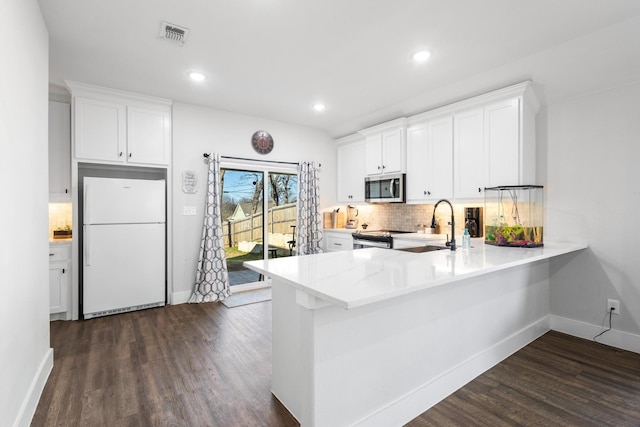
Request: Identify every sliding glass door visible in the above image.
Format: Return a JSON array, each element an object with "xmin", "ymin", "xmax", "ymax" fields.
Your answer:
[{"xmin": 220, "ymin": 162, "xmax": 297, "ymax": 289}]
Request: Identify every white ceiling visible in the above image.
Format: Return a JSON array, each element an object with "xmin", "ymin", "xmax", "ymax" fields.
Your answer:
[{"xmin": 39, "ymin": 0, "xmax": 640, "ymax": 138}]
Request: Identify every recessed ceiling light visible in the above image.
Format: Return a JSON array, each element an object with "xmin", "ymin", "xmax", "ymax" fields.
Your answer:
[
  {"xmin": 412, "ymin": 50, "xmax": 431, "ymax": 63},
  {"xmin": 312, "ymin": 103, "xmax": 326, "ymax": 112},
  {"xmin": 188, "ymin": 71, "xmax": 206, "ymax": 82}
]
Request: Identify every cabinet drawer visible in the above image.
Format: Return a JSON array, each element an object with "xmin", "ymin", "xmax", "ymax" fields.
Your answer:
[
  {"xmin": 49, "ymin": 245, "xmax": 71, "ymax": 262},
  {"xmin": 325, "ymin": 235, "xmax": 353, "ymax": 252}
]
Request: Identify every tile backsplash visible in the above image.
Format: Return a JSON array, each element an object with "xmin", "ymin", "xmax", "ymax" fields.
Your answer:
[
  {"xmin": 333, "ymin": 202, "xmax": 483, "ymax": 237},
  {"xmin": 49, "ymin": 203, "xmax": 72, "ymax": 239}
]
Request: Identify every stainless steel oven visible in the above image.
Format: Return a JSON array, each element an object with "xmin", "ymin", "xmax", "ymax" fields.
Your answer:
[{"xmin": 352, "ymin": 230, "xmax": 411, "ymax": 249}]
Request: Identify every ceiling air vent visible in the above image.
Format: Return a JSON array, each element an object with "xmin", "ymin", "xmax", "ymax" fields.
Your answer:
[{"xmin": 159, "ymin": 21, "xmax": 190, "ymax": 45}]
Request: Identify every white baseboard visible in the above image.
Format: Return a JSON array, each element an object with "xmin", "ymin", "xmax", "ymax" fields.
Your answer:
[
  {"xmin": 550, "ymin": 315, "xmax": 640, "ymax": 354},
  {"xmin": 355, "ymin": 316, "xmax": 550, "ymax": 427},
  {"xmin": 171, "ymin": 290, "xmax": 193, "ymax": 305},
  {"xmin": 172, "ymin": 283, "xmax": 270, "ymax": 305},
  {"xmin": 14, "ymin": 348, "xmax": 53, "ymax": 427}
]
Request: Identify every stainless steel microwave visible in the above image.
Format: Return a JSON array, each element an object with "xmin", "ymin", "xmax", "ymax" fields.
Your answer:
[{"xmin": 364, "ymin": 173, "xmax": 406, "ymax": 203}]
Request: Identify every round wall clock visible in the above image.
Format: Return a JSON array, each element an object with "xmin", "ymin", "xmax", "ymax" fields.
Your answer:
[{"xmin": 251, "ymin": 130, "xmax": 274, "ymax": 154}]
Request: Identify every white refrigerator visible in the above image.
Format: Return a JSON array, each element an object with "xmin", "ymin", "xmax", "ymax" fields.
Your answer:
[{"xmin": 83, "ymin": 177, "xmax": 166, "ymax": 319}]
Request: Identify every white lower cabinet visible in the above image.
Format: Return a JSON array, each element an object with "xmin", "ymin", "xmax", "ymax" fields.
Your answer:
[
  {"xmin": 324, "ymin": 230, "xmax": 353, "ymax": 252},
  {"xmin": 49, "ymin": 243, "xmax": 71, "ymax": 315}
]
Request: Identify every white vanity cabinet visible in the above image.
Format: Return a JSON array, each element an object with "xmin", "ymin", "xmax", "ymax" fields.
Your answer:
[
  {"xmin": 48, "ymin": 101, "xmax": 71, "ymax": 201},
  {"xmin": 69, "ymin": 82, "xmax": 171, "ymax": 166},
  {"xmin": 49, "ymin": 242, "xmax": 71, "ymax": 316},
  {"xmin": 406, "ymin": 116, "xmax": 453, "ymax": 202},
  {"xmin": 336, "ymin": 135, "xmax": 366, "ymax": 203},
  {"xmin": 324, "ymin": 230, "xmax": 354, "ymax": 252}
]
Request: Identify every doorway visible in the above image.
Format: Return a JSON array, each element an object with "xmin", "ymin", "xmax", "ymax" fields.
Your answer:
[{"xmin": 220, "ymin": 162, "xmax": 297, "ymax": 290}]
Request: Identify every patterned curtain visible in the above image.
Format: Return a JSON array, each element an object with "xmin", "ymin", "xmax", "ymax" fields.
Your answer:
[
  {"xmin": 189, "ymin": 153, "xmax": 231, "ymax": 303},
  {"xmin": 296, "ymin": 162, "xmax": 323, "ymax": 255}
]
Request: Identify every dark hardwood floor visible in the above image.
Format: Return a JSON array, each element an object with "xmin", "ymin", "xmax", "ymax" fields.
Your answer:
[
  {"xmin": 33, "ymin": 300, "xmax": 640, "ymax": 427},
  {"xmin": 407, "ymin": 331, "xmax": 640, "ymax": 427},
  {"xmin": 32, "ymin": 301, "xmax": 298, "ymax": 427}
]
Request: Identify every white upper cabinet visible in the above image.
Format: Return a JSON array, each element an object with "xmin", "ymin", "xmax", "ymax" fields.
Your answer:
[
  {"xmin": 67, "ymin": 81, "xmax": 172, "ymax": 167},
  {"xmin": 74, "ymin": 97, "xmax": 127, "ymax": 162},
  {"xmin": 454, "ymin": 108, "xmax": 485, "ymax": 199},
  {"xmin": 484, "ymin": 97, "xmax": 536, "ymax": 187},
  {"xmin": 336, "ymin": 136, "xmax": 366, "ymax": 203},
  {"xmin": 127, "ymin": 106, "xmax": 171, "ymax": 165},
  {"xmin": 48, "ymin": 101, "xmax": 72, "ymax": 201},
  {"xmin": 406, "ymin": 116, "xmax": 453, "ymax": 202},
  {"xmin": 361, "ymin": 119, "xmax": 406, "ymax": 176},
  {"xmin": 338, "ymin": 82, "xmax": 539, "ymax": 204}
]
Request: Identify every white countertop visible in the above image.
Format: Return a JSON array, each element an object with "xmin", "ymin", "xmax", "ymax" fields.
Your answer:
[{"xmin": 244, "ymin": 240, "xmax": 588, "ymax": 309}]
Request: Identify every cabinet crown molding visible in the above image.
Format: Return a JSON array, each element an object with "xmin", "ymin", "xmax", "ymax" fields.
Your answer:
[
  {"xmin": 334, "ymin": 81, "xmax": 540, "ymax": 143},
  {"xmin": 335, "ymin": 133, "xmax": 365, "ymax": 145},
  {"xmin": 64, "ymin": 80, "xmax": 173, "ymax": 106},
  {"xmin": 358, "ymin": 118, "xmax": 407, "ymax": 137},
  {"xmin": 408, "ymin": 81, "xmax": 539, "ymax": 125}
]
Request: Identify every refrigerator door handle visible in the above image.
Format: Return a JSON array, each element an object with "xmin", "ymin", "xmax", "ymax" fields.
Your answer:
[
  {"xmin": 84, "ymin": 225, "xmax": 90, "ymax": 266},
  {"xmin": 84, "ymin": 182, "xmax": 90, "ymax": 222}
]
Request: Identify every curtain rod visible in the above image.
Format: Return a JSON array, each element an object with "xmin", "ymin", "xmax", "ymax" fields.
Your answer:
[{"xmin": 203, "ymin": 153, "xmax": 320, "ymax": 167}]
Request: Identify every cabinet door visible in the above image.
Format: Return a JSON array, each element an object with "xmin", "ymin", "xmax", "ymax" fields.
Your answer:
[
  {"xmin": 454, "ymin": 108, "xmax": 484, "ymax": 199},
  {"xmin": 337, "ymin": 140, "xmax": 366, "ymax": 202},
  {"xmin": 49, "ymin": 262, "xmax": 69, "ymax": 314},
  {"xmin": 127, "ymin": 106, "xmax": 171, "ymax": 165},
  {"xmin": 74, "ymin": 97, "xmax": 126, "ymax": 162},
  {"xmin": 406, "ymin": 123, "xmax": 429, "ymax": 201},
  {"xmin": 381, "ymin": 129, "xmax": 404, "ymax": 174},
  {"xmin": 325, "ymin": 233, "xmax": 353, "ymax": 252},
  {"xmin": 365, "ymin": 135, "xmax": 383, "ymax": 175},
  {"xmin": 485, "ymin": 98, "xmax": 520, "ymax": 187},
  {"xmin": 428, "ymin": 116, "xmax": 454, "ymax": 200},
  {"xmin": 48, "ymin": 101, "xmax": 71, "ymax": 200}
]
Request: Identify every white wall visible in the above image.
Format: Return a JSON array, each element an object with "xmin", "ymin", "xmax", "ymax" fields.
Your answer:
[
  {"xmin": 171, "ymin": 103, "xmax": 336, "ymax": 302},
  {"xmin": 540, "ymin": 82, "xmax": 640, "ymax": 351},
  {"xmin": 0, "ymin": 1, "xmax": 53, "ymax": 426}
]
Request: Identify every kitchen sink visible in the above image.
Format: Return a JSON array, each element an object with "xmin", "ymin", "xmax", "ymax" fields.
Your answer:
[{"xmin": 394, "ymin": 245, "xmax": 447, "ymax": 253}]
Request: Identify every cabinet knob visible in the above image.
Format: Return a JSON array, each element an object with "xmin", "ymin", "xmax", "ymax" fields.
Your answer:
[
  {"xmin": 478, "ymin": 187, "xmax": 482, "ymax": 193},
  {"xmin": 129, "ymin": 153, "xmax": 132, "ymax": 158},
  {"xmin": 49, "ymin": 253, "xmax": 54, "ymax": 256},
  {"xmin": 62, "ymin": 268, "xmax": 65, "ymax": 274},
  {"xmin": 119, "ymin": 152, "xmax": 123, "ymax": 157},
  {"xmin": 382, "ymin": 165, "xmax": 386, "ymax": 169},
  {"xmin": 377, "ymin": 166, "xmax": 381, "ymax": 170},
  {"xmin": 65, "ymin": 189, "xmax": 68, "ymax": 194},
  {"xmin": 428, "ymin": 191, "xmax": 431, "ymax": 195}
]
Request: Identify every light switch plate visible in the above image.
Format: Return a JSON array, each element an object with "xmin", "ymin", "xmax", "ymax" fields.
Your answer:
[{"xmin": 183, "ymin": 206, "xmax": 196, "ymax": 216}]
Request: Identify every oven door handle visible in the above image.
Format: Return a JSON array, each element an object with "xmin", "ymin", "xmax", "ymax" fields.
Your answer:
[{"xmin": 353, "ymin": 238, "xmax": 392, "ymax": 249}]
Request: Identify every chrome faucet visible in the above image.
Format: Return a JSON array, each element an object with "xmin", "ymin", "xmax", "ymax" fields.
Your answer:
[{"xmin": 431, "ymin": 199, "xmax": 456, "ymax": 251}]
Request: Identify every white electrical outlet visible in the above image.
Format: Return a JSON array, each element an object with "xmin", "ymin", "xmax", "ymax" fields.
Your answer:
[
  {"xmin": 607, "ymin": 299, "xmax": 620, "ymax": 315},
  {"xmin": 183, "ymin": 206, "xmax": 196, "ymax": 216}
]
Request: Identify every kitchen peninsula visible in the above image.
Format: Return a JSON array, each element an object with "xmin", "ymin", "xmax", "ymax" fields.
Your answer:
[{"xmin": 245, "ymin": 241, "xmax": 587, "ymax": 426}]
